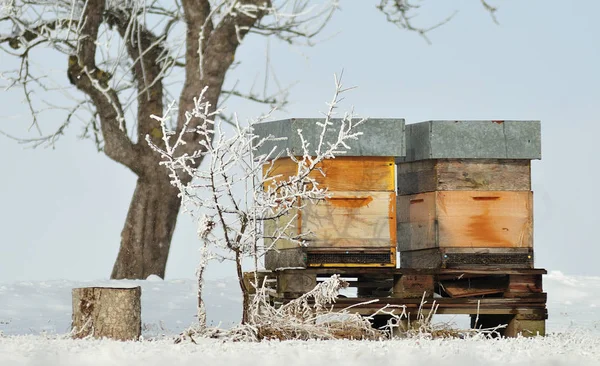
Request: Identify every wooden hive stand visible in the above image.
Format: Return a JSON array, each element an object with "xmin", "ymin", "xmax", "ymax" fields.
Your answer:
[
  {"xmin": 267, "ymin": 267, "xmax": 546, "ymax": 337},
  {"xmin": 249, "ymin": 119, "xmax": 547, "ymax": 338}
]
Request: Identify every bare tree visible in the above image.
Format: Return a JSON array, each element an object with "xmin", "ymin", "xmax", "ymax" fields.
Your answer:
[{"xmin": 0, "ymin": 0, "xmax": 498, "ymax": 279}]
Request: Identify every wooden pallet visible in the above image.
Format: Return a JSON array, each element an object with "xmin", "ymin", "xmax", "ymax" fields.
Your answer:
[{"xmin": 258, "ymin": 267, "xmax": 547, "ymax": 337}]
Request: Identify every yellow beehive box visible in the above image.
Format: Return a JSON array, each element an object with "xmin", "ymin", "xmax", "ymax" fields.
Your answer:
[{"xmin": 264, "ymin": 156, "xmax": 397, "ymax": 269}]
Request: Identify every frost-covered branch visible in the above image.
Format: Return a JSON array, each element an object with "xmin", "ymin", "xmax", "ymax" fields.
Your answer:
[
  {"xmin": 148, "ymin": 72, "xmax": 367, "ymax": 324},
  {"xmin": 239, "ymin": 274, "xmax": 382, "ymax": 341}
]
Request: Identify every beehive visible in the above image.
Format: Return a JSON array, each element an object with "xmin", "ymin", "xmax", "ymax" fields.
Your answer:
[
  {"xmin": 396, "ymin": 120, "xmax": 541, "ymax": 269},
  {"xmin": 253, "ymin": 118, "xmax": 405, "ymax": 270}
]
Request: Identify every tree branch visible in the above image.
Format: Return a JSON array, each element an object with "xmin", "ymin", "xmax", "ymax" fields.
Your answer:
[
  {"xmin": 481, "ymin": 0, "xmax": 499, "ymax": 25},
  {"xmin": 104, "ymin": 8, "xmax": 166, "ymax": 156},
  {"xmin": 376, "ymin": 0, "xmax": 456, "ymax": 44},
  {"xmin": 176, "ymin": 0, "xmax": 269, "ymax": 158},
  {"xmin": 67, "ymin": 0, "xmax": 141, "ymax": 175}
]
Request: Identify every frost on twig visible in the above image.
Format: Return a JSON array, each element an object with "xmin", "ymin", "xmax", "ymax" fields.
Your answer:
[
  {"xmin": 150, "ymin": 73, "xmax": 507, "ymax": 341},
  {"xmin": 0, "ymin": 0, "xmax": 340, "ymax": 148},
  {"xmin": 237, "ymin": 274, "xmax": 382, "ymax": 341},
  {"xmin": 177, "ymin": 275, "xmax": 384, "ymax": 342},
  {"xmin": 366, "ymin": 293, "xmax": 507, "ymax": 340}
]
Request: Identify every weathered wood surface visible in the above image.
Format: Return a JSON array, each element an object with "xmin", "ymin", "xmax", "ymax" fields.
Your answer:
[
  {"xmin": 392, "ymin": 274, "xmax": 434, "ymax": 298},
  {"xmin": 270, "ymin": 266, "xmax": 547, "ymax": 335},
  {"xmin": 441, "ymin": 276, "xmax": 507, "ymax": 298},
  {"xmin": 400, "ymin": 247, "xmax": 534, "ymax": 269},
  {"xmin": 505, "ymin": 314, "xmax": 546, "ymax": 337},
  {"xmin": 264, "ymin": 156, "xmax": 395, "ymax": 191},
  {"xmin": 274, "ymin": 267, "xmax": 546, "ymax": 276},
  {"xmin": 264, "ymin": 191, "xmax": 396, "ymax": 267},
  {"xmin": 508, "ymin": 274, "xmax": 543, "ymax": 293},
  {"xmin": 398, "ymin": 191, "xmax": 533, "ymax": 251},
  {"xmin": 277, "ymin": 272, "xmax": 317, "ymax": 294},
  {"xmin": 436, "ymin": 191, "xmax": 533, "ymax": 249},
  {"xmin": 263, "ymin": 156, "xmax": 397, "ymax": 267},
  {"xmin": 264, "ymin": 248, "xmax": 306, "ymax": 270},
  {"xmin": 303, "ymin": 191, "xmax": 396, "ymax": 248},
  {"xmin": 325, "ymin": 296, "xmax": 546, "ymax": 316},
  {"xmin": 264, "ymin": 191, "xmax": 397, "ymax": 268},
  {"xmin": 273, "ymin": 270, "xmax": 543, "ymax": 300},
  {"xmin": 397, "ymin": 159, "xmax": 531, "ymax": 195},
  {"xmin": 72, "ymin": 287, "xmax": 141, "ymax": 341}
]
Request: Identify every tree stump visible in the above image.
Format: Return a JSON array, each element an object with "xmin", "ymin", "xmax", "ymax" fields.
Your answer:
[{"xmin": 72, "ymin": 286, "xmax": 141, "ymax": 341}]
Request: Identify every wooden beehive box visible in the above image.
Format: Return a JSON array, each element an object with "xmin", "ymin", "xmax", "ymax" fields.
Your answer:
[
  {"xmin": 397, "ymin": 159, "xmax": 531, "ymax": 195},
  {"xmin": 253, "ymin": 118, "xmax": 405, "ymax": 270},
  {"xmin": 397, "ymin": 120, "xmax": 541, "ymax": 269}
]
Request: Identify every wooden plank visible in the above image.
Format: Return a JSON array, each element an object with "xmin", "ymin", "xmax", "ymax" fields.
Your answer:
[
  {"xmin": 264, "ymin": 248, "xmax": 306, "ymax": 270},
  {"xmin": 346, "ymin": 280, "xmax": 394, "ymax": 288},
  {"xmin": 503, "ymin": 292, "xmax": 547, "ymax": 300},
  {"xmin": 397, "ymin": 192, "xmax": 436, "ymax": 223},
  {"xmin": 325, "ymin": 297, "xmax": 547, "ymax": 317},
  {"xmin": 277, "ymin": 272, "xmax": 316, "ymax": 294},
  {"xmin": 393, "ymin": 274, "xmax": 434, "ymax": 298},
  {"xmin": 397, "ymin": 222, "xmax": 436, "ymax": 252},
  {"xmin": 397, "ymin": 159, "xmax": 531, "ymax": 195},
  {"xmin": 508, "ymin": 274, "xmax": 543, "ymax": 293},
  {"xmin": 397, "ymin": 192, "xmax": 436, "ymax": 252},
  {"xmin": 441, "ymin": 276, "xmax": 507, "ymax": 298},
  {"xmin": 327, "ymin": 307, "xmax": 546, "ymax": 317},
  {"xmin": 439, "ymin": 268, "xmax": 546, "ymax": 275},
  {"xmin": 265, "ymin": 190, "xmax": 396, "ymax": 253},
  {"xmin": 330, "ymin": 297, "xmax": 547, "ymax": 307},
  {"xmin": 398, "ymin": 191, "xmax": 533, "ymax": 251},
  {"xmin": 303, "ymin": 191, "xmax": 395, "ymax": 248},
  {"xmin": 264, "ymin": 156, "xmax": 395, "ymax": 192},
  {"xmin": 397, "ymin": 160, "xmax": 437, "ymax": 195},
  {"xmin": 437, "ymin": 191, "xmax": 533, "ymax": 249},
  {"xmin": 276, "ymin": 267, "xmax": 547, "ymax": 276},
  {"xmin": 436, "ymin": 159, "xmax": 531, "ymax": 191}
]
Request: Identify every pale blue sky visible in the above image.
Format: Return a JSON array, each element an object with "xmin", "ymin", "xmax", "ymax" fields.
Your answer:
[{"xmin": 1, "ymin": 1, "xmax": 599, "ymax": 281}]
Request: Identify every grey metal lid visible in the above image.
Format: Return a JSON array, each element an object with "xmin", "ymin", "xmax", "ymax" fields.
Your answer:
[
  {"xmin": 399, "ymin": 120, "xmax": 541, "ymax": 162},
  {"xmin": 253, "ymin": 118, "xmax": 405, "ymax": 158}
]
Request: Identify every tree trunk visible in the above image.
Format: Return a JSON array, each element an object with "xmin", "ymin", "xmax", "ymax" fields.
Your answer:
[
  {"xmin": 111, "ymin": 175, "xmax": 181, "ymax": 279},
  {"xmin": 236, "ymin": 249, "xmax": 250, "ymax": 324},
  {"xmin": 72, "ymin": 286, "xmax": 141, "ymax": 341}
]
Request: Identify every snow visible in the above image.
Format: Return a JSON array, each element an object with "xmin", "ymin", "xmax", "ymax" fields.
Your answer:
[
  {"xmin": 1, "ymin": 333, "xmax": 600, "ymax": 366},
  {"xmin": 1, "ymin": 271, "xmax": 600, "ymax": 365},
  {"xmin": 0, "ymin": 278, "xmax": 242, "ymax": 336}
]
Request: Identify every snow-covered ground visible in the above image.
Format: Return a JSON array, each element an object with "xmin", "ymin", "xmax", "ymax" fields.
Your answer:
[
  {"xmin": 2, "ymin": 333, "xmax": 600, "ymax": 366},
  {"xmin": 1, "ymin": 270, "xmax": 599, "ymax": 365}
]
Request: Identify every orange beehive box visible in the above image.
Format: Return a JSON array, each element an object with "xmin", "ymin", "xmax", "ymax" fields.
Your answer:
[{"xmin": 397, "ymin": 190, "xmax": 533, "ymax": 252}]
